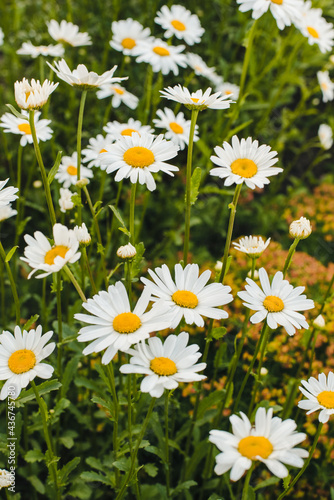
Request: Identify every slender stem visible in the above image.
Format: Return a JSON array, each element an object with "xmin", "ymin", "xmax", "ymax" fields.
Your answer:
[
  {"xmin": 56, "ymin": 273, "xmax": 63, "ymax": 379},
  {"xmin": 129, "ymin": 182, "xmax": 137, "ymax": 245},
  {"xmin": 307, "ymin": 329, "xmax": 319, "ymax": 379},
  {"xmin": 239, "ymin": 20, "xmax": 258, "ymax": 101},
  {"xmin": 63, "ymin": 265, "xmax": 87, "ymax": 302},
  {"xmin": 0, "ymin": 242, "xmax": 20, "ymax": 324},
  {"xmin": 39, "ymin": 56, "xmax": 45, "ymax": 83},
  {"xmin": 248, "ymin": 325, "xmax": 271, "ymax": 417},
  {"xmin": 283, "ymin": 238, "xmax": 300, "ymax": 277},
  {"xmin": 142, "ymin": 66, "xmax": 153, "ymax": 124},
  {"xmin": 76, "ymin": 90, "xmax": 88, "ymax": 226},
  {"xmin": 242, "ymin": 464, "xmax": 254, "ymax": 500},
  {"xmin": 82, "ymin": 246, "xmax": 97, "ymax": 294},
  {"xmin": 165, "ymin": 392, "xmax": 171, "ymax": 498},
  {"xmin": 106, "ymin": 363, "xmax": 120, "ymax": 489},
  {"xmin": 14, "ymin": 144, "xmax": 23, "ymax": 245}
]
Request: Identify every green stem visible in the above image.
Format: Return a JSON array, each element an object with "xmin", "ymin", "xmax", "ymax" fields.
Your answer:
[
  {"xmin": 239, "ymin": 20, "xmax": 258, "ymax": 101},
  {"xmin": 248, "ymin": 325, "xmax": 271, "ymax": 417},
  {"xmin": 242, "ymin": 464, "xmax": 254, "ymax": 500},
  {"xmin": 0, "ymin": 242, "xmax": 20, "ymax": 324},
  {"xmin": 39, "ymin": 56, "xmax": 45, "ymax": 83},
  {"xmin": 82, "ymin": 246, "xmax": 97, "ymax": 294},
  {"xmin": 142, "ymin": 66, "xmax": 153, "ymax": 124},
  {"xmin": 63, "ymin": 265, "xmax": 87, "ymax": 302},
  {"xmin": 14, "ymin": 144, "xmax": 23, "ymax": 246},
  {"xmin": 56, "ymin": 273, "xmax": 63, "ymax": 379},
  {"xmin": 129, "ymin": 182, "xmax": 137, "ymax": 245},
  {"xmin": 165, "ymin": 392, "xmax": 171, "ymax": 498},
  {"xmin": 106, "ymin": 363, "xmax": 120, "ymax": 489},
  {"xmin": 76, "ymin": 90, "xmax": 88, "ymax": 226},
  {"xmin": 282, "ymin": 238, "xmax": 300, "ymax": 278}
]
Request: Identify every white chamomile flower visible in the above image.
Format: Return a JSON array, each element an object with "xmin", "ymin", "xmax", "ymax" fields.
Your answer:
[
  {"xmin": 47, "ymin": 59, "xmax": 127, "ymax": 90},
  {"xmin": 120, "ymin": 331, "xmax": 206, "ymax": 398},
  {"xmin": 74, "ymin": 222, "xmax": 91, "ymax": 245},
  {"xmin": 153, "ymin": 107, "xmax": 199, "ymax": 150},
  {"xmin": 55, "ymin": 152, "xmax": 93, "ymax": 188},
  {"xmin": 47, "ymin": 19, "xmax": 92, "ymax": 46},
  {"xmin": 187, "ymin": 53, "xmax": 217, "ymax": 81},
  {"xmin": 21, "ymin": 223, "xmax": 81, "ymax": 279},
  {"xmin": 155, "ymin": 5, "xmax": 204, "ymax": 45},
  {"xmin": 99, "ymin": 132, "xmax": 179, "ymax": 192},
  {"xmin": 318, "ymin": 124, "xmax": 333, "ymax": 150},
  {"xmin": 160, "ymin": 85, "xmax": 233, "ymax": 110},
  {"xmin": 74, "ymin": 281, "xmax": 172, "ymax": 365},
  {"xmin": 59, "ymin": 187, "xmax": 74, "ymax": 213},
  {"xmin": 232, "ymin": 236, "xmax": 271, "ymax": 257},
  {"xmin": 0, "ymin": 325, "xmax": 55, "ymax": 400},
  {"xmin": 0, "ymin": 28, "xmax": 4, "ymax": 46},
  {"xmin": 237, "ymin": 0, "xmax": 303, "ymax": 30},
  {"xmin": 317, "ymin": 71, "xmax": 334, "ymax": 102},
  {"xmin": 96, "ymin": 83, "xmax": 139, "ymax": 109},
  {"xmin": 110, "ymin": 19, "xmax": 151, "ymax": 55},
  {"xmin": 14, "ymin": 78, "xmax": 58, "ymax": 110},
  {"xmin": 141, "ymin": 263, "xmax": 233, "ymax": 329},
  {"xmin": 299, "ymin": 372, "xmax": 334, "ymax": 423},
  {"xmin": 104, "ymin": 118, "xmax": 153, "ymax": 140},
  {"xmin": 209, "ymin": 407, "xmax": 308, "ymax": 481},
  {"xmin": 238, "ymin": 267, "xmax": 314, "ymax": 335},
  {"xmin": 210, "ymin": 135, "xmax": 282, "ymax": 189},
  {"xmin": 298, "ymin": 12, "xmax": 334, "ymax": 54},
  {"xmin": 82, "ymin": 134, "xmax": 113, "ymax": 169},
  {"xmin": 0, "ymin": 469, "xmax": 14, "ymax": 488},
  {"xmin": 0, "ymin": 179, "xmax": 18, "ymax": 208},
  {"xmin": 215, "ymin": 81, "xmax": 240, "ymax": 100},
  {"xmin": 17, "ymin": 41, "xmax": 64, "ymax": 58},
  {"xmin": 135, "ymin": 38, "xmax": 187, "ymax": 75},
  {"xmin": 0, "ymin": 204, "xmax": 17, "ymax": 222},
  {"xmin": 0, "ymin": 110, "xmax": 52, "ymax": 147}
]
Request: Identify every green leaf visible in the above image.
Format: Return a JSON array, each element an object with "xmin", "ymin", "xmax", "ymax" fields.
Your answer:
[
  {"xmin": 118, "ymin": 226, "xmax": 131, "ymax": 236},
  {"xmin": 16, "ymin": 379, "xmax": 62, "ymax": 407},
  {"xmin": 25, "ymin": 449, "xmax": 44, "ymax": 463},
  {"xmin": 5, "ymin": 246, "xmax": 18, "ymax": 262},
  {"xmin": 212, "ymin": 327, "xmax": 227, "ymax": 340},
  {"xmin": 51, "ymin": 398, "xmax": 71, "ymax": 420},
  {"xmin": 27, "ymin": 475, "xmax": 45, "ymax": 494},
  {"xmin": 245, "ymin": 485, "xmax": 256, "ymax": 500},
  {"xmin": 23, "ymin": 314, "xmax": 39, "ymax": 330},
  {"xmin": 59, "ymin": 433, "xmax": 75, "ymax": 449},
  {"xmin": 80, "ymin": 471, "xmax": 113, "ymax": 486},
  {"xmin": 113, "ymin": 457, "xmax": 130, "ymax": 472},
  {"xmin": 48, "ymin": 150, "xmax": 62, "ymax": 185},
  {"xmin": 283, "ymin": 474, "xmax": 291, "ymax": 490},
  {"xmin": 131, "ymin": 242, "xmax": 145, "ymax": 279},
  {"xmin": 254, "ymin": 476, "xmax": 280, "ymax": 491},
  {"xmin": 144, "ymin": 463, "xmax": 158, "ymax": 477},
  {"xmin": 97, "ymin": 242, "xmax": 105, "ymax": 255},
  {"xmin": 190, "ymin": 167, "xmax": 202, "ymax": 205},
  {"xmin": 85, "ymin": 457, "xmax": 106, "ymax": 473},
  {"xmin": 197, "ymin": 390, "xmax": 225, "ymax": 419},
  {"xmin": 330, "ymin": 487, "xmax": 334, "ymax": 500},
  {"xmin": 91, "ymin": 396, "xmax": 114, "ymax": 416},
  {"xmin": 6, "ymin": 104, "xmax": 28, "ymax": 120},
  {"xmin": 58, "ymin": 457, "xmax": 80, "ymax": 486},
  {"xmin": 109, "ymin": 205, "xmax": 129, "ymax": 233},
  {"xmin": 171, "ymin": 480, "xmax": 197, "ymax": 497},
  {"xmin": 61, "ymin": 355, "xmax": 81, "ymax": 398}
]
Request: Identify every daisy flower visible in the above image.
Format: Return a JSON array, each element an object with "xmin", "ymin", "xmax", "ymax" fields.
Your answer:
[
  {"xmin": 0, "ymin": 28, "xmax": 4, "ymax": 46},
  {"xmin": 141, "ymin": 263, "xmax": 233, "ymax": 329},
  {"xmin": 232, "ymin": 236, "xmax": 271, "ymax": 257},
  {"xmin": 317, "ymin": 71, "xmax": 334, "ymax": 103},
  {"xmin": 0, "ymin": 179, "xmax": 18, "ymax": 208},
  {"xmin": 82, "ymin": 134, "xmax": 114, "ymax": 169},
  {"xmin": 74, "ymin": 281, "xmax": 172, "ymax": 365},
  {"xmin": 214, "ymin": 81, "xmax": 240, "ymax": 100},
  {"xmin": 210, "ymin": 135, "xmax": 282, "ymax": 189},
  {"xmin": 17, "ymin": 41, "xmax": 64, "ymax": 58},
  {"xmin": 0, "ymin": 204, "xmax": 17, "ymax": 222},
  {"xmin": 96, "ymin": 84, "xmax": 139, "ymax": 109},
  {"xmin": 109, "ymin": 18, "xmax": 151, "ymax": 55},
  {"xmin": 289, "ymin": 217, "xmax": 312, "ymax": 239},
  {"xmin": 0, "ymin": 110, "xmax": 52, "ymax": 147},
  {"xmin": 135, "ymin": 38, "xmax": 187, "ymax": 75},
  {"xmin": 14, "ymin": 78, "xmax": 58, "ymax": 110},
  {"xmin": 318, "ymin": 124, "xmax": 333, "ymax": 150},
  {"xmin": 99, "ymin": 132, "xmax": 179, "ymax": 192},
  {"xmin": 187, "ymin": 53, "xmax": 217, "ymax": 81},
  {"xmin": 236, "ymin": 0, "xmax": 303, "ymax": 30},
  {"xmin": 120, "ymin": 331, "xmax": 206, "ymax": 398},
  {"xmin": 104, "ymin": 118, "xmax": 153, "ymax": 140},
  {"xmin": 298, "ymin": 12, "xmax": 334, "ymax": 53},
  {"xmin": 0, "ymin": 325, "xmax": 55, "ymax": 400},
  {"xmin": 154, "ymin": 5, "xmax": 204, "ymax": 45},
  {"xmin": 21, "ymin": 223, "xmax": 81, "ymax": 279},
  {"xmin": 47, "ymin": 59, "xmax": 127, "ymax": 90},
  {"xmin": 298, "ymin": 372, "xmax": 334, "ymax": 423},
  {"xmin": 237, "ymin": 267, "xmax": 314, "ymax": 335},
  {"xmin": 153, "ymin": 107, "xmax": 199, "ymax": 150},
  {"xmin": 47, "ymin": 19, "xmax": 92, "ymax": 47},
  {"xmin": 55, "ymin": 152, "xmax": 93, "ymax": 188},
  {"xmin": 209, "ymin": 407, "xmax": 308, "ymax": 481},
  {"xmin": 160, "ymin": 85, "xmax": 233, "ymax": 111},
  {"xmin": 0, "ymin": 469, "xmax": 14, "ymax": 488},
  {"xmin": 59, "ymin": 187, "xmax": 74, "ymax": 213}
]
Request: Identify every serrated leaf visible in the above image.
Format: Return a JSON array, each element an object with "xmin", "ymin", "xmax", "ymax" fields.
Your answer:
[
  {"xmin": 16, "ymin": 380, "xmax": 62, "ymax": 407},
  {"xmin": 189, "ymin": 167, "xmax": 202, "ymax": 205},
  {"xmin": 80, "ymin": 471, "xmax": 113, "ymax": 486},
  {"xmin": 97, "ymin": 242, "xmax": 105, "ymax": 255},
  {"xmin": 144, "ymin": 463, "xmax": 158, "ymax": 477},
  {"xmin": 5, "ymin": 246, "xmax": 18, "ymax": 262},
  {"xmin": 6, "ymin": 104, "xmax": 28, "ymax": 120},
  {"xmin": 23, "ymin": 314, "xmax": 39, "ymax": 330},
  {"xmin": 25, "ymin": 449, "xmax": 44, "ymax": 463},
  {"xmin": 197, "ymin": 390, "xmax": 225, "ymax": 419},
  {"xmin": 113, "ymin": 457, "xmax": 130, "ymax": 472},
  {"xmin": 171, "ymin": 480, "xmax": 197, "ymax": 497},
  {"xmin": 91, "ymin": 396, "xmax": 114, "ymax": 417},
  {"xmin": 212, "ymin": 327, "xmax": 227, "ymax": 340},
  {"xmin": 85, "ymin": 457, "xmax": 106, "ymax": 473},
  {"xmin": 58, "ymin": 457, "xmax": 80, "ymax": 486},
  {"xmin": 48, "ymin": 150, "xmax": 62, "ymax": 185},
  {"xmin": 51, "ymin": 398, "xmax": 71, "ymax": 420}
]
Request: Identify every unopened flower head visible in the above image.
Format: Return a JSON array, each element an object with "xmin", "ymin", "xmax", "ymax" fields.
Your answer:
[
  {"xmin": 0, "ymin": 179, "xmax": 18, "ymax": 208},
  {"xmin": 74, "ymin": 223, "xmax": 91, "ymax": 245},
  {"xmin": 289, "ymin": 217, "xmax": 312, "ymax": 239},
  {"xmin": 0, "ymin": 469, "xmax": 14, "ymax": 488},
  {"xmin": 14, "ymin": 78, "xmax": 58, "ymax": 110},
  {"xmin": 318, "ymin": 124, "xmax": 333, "ymax": 150},
  {"xmin": 0, "ymin": 204, "xmax": 17, "ymax": 222},
  {"xmin": 135, "ymin": 38, "xmax": 187, "ymax": 75},
  {"xmin": 96, "ymin": 84, "xmax": 139, "ymax": 109},
  {"xmin": 59, "ymin": 188, "xmax": 74, "ymax": 213},
  {"xmin": 104, "ymin": 118, "xmax": 153, "ymax": 141},
  {"xmin": 298, "ymin": 372, "xmax": 334, "ymax": 423},
  {"xmin": 317, "ymin": 71, "xmax": 334, "ymax": 103},
  {"xmin": 237, "ymin": 0, "xmax": 304, "ymax": 30},
  {"xmin": 153, "ymin": 107, "xmax": 199, "ymax": 150},
  {"xmin": 110, "ymin": 19, "xmax": 151, "ymax": 55},
  {"xmin": 232, "ymin": 236, "xmax": 271, "ymax": 258},
  {"xmin": 0, "ymin": 110, "xmax": 52, "ymax": 147},
  {"xmin": 117, "ymin": 243, "xmax": 137, "ymax": 259},
  {"xmin": 313, "ymin": 314, "xmax": 325, "ymax": 329},
  {"xmin": 47, "ymin": 19, "xmax": 92, "ymax": 47},
  {"xmin": 17, "ymin": 41, "xmax": 64, "ymax": 58},
  {"xmin": 160, "ymin": 85, "xmax": 233, "ymax": 111},
  {"xmin": 247, "ymin": 269, "xmax": 259, "ymax": 279}
]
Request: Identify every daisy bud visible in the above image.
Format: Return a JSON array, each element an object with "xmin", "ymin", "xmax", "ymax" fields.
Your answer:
[
  {"xmin": 33, "ymin": 180, "xmax": 42, "ymax": 188},
  {"xmin": 117, "ymin": 243, "xmax": 136, "ymax": 259},
  {"xmin": 74, "ymin": 223, "xmax": 91, "ymax": 246},
  {"xmin": 260, "ymin": 367, "xmax": 268, "ymax": 376},
  {"xmin": 289, "ymin": 217, "xmax": 312, "ymax": 239},
  {"xmin": 76, "ymin": 177, "xmax": 89, "ymax": 188},
  {"xmin": 214, "ymin": 260, "xmax": 223, "ymax": 272},
  {"xmin": 313, "ymin": 314, "xmax": 325, "ymax": 329},
  {"xmin": 59, "ymin": 188, "xmax": 74, "ymax": 213},
  {"xmin": 247, "ymin": 269, "xmax": 259, "ymax": 279}
]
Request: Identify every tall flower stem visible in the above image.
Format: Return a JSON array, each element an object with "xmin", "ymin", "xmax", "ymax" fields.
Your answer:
[
  {"xmin": 76, "ymin": 90, "xmax": 88, "ymax": 225},
  {"xmin": 82, "ymin": 246, "xmax": 97, "ymax": 294},
  {"xmin": 242, "ymin": 464, "xmax": 254, "ymax": 500},
  {"xmin": 56, "ymin": 273, "xmax": 63, "ymax": 379},
  {"xmin": 29, "ymin": 110, "xmax": 56, "ymax": 226},
  {"xmin": 165, "ymin": 392, "xmax": 171, "ymax": 498},
  {"xmin": 183, "ymin": 108, "xmax": 199, "ymax": 265},
  {"xmin": 106, "ymin": 363, "xmax": 120, "ymax": 489},
  {"xmin": 14, "ymin": 144, "xmax": 23, "ymax": 246},
  {"xmin": 63, "ymin": 265, "xmax": 87, "ymax": 302},
  {"xmin": 142, "ymin": 66, "xmax": 153, "ymax": 125},
  {"xmin": 247, "ymin": 325, "xmax": 271, "ymax": 416},
  {"xmin": 129, "ymin": 182, "xmax": 137, "ymax": 245},
  {"xmin": 0, "ymin": 242, "xmax": 20, "ymax": 324},
  {"xmin": 283, "ymin": 237, "xmax": 300, "ymax": 277}
]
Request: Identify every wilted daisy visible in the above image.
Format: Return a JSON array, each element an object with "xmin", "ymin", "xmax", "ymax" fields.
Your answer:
[
  {"xmin": 96, "ymin": 83, "xmax": 139, "ymax": 109},
  {"xmin": 74, "ymin": 281, "xmax": 172, "ymax": 364},
  {"xmin": 120, "ymin": 331, "xmax": 206, "ymax": 398},
  {"xmin": 0, "ymin": 204, "xmax": 17, "ymax": 222},
  {"xmin": 238, "ymin": 267, "xmax": 314, "ymax": 335},
  {"xmin": 17, "ymin": 41, "xmax": 64, "ymax": 58},
  {"xmin": 74, "ymin": 222, "xmax": 91, "ymax": 245},
  {"xmin": 0, "ymin": 179, "xmax": 18, "ymax": 207},
  {"xmin": 59, "ymin": 187, "xmax": 74, "ymax": 213},
  {"xmin": 47, "ymin": 59, "xmax": 127, "ymax": 90},
  {"xmin": 155, "ymin": 5, "xmax": 204, "ymax": 45},
  {"xmin": 14, "ymin": 78, "xmax": 58, "ymax": 110},
  {"xmin": 0, "ymin": 469, "xmax": 14, "ymax": 488},
  {"xmin": 210, "ymin": 135, "xmax": 281, "ymax": 189},
  {"xmin": 82, "ymin": 134, "xmax": 113, "ymax": 169},
  {"xmin": 21, "ymin": 223, "xmax": 81, "ymax": 279},
  {"xmin": 55, "ymin": 152, "xmax": 93, "ymax": 187},
  {"xmin": 0, "ymin": 110, "xmax": 52, "ymax": 147},
  {"xmin": 298, "ymin": 12, "xmax": 334, "ymax": 53},
  {"xmin": 153, "ymin": 107, "xmax": 199, "ymax": 150},
  {"xmin": 99, "ymin": 132, "xmax": 179, "ymax": 192},
  {"xmin": 110, "ymin": 19, "xmax": 151, "ymax": 55},
  {"xmin": 160, "ymin": 85, "xmax": 233, "ymax": 110},
  {"xmin": 299, "ymin": 372, "xmax": 334, "ymax": 423},
  {"xmin": 237, "ymin": 0, "xmax": 303, "ymax": 30},
  {"xmin": 232, "ymin": 236, "xmax": 271, "ymax": 257},
  {"xmin": 318, "ymin": 124, "xmax": 333, "ymax": 150},
  {"xmin": 141, "ymin": 263, "xmax": 233, "ymax": 329},
  {"xmin": 209, "ymin": 407, "xmax": 308, "ymax": 481},
  {"xmin": 0, "ymin": 325, "xmax": 55, "ymax": 400},
  {"xmin": 214, "ymin": 81, "xmax": 240, "ymax": 100},
  {"xmin": 135, "ymin": 39, "xmax": 187, "ymax": 75},
  {"xmin": 187, "ymin": 53, "xmax": 217, "ymax": 81},
  {"xmin": 47, "ymin": 19, "xmax": 92, "ymax": 46},
  {"xmin": 104, "ymin": 118, "xmax": 153, "ymax": 140},
  {"xmin": 289, "ymin": 217, "xmax": 312, "ymax": 239}
]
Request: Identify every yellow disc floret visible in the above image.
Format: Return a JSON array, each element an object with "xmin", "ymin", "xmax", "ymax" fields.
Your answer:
[
  {"xmin": 67, "ymin": 165, "xmax": 77, "ymax": 175},
  {"xmin": 270, "ymin": 0, "xmax": 283, "ymax": 4},
  {"xmin": 8, "ymin": 349, "xmax": 36, "ymax": 374},
  {"xmin": 44, "ymin": 245, "xmax": 69, "ymax": 265},
  {"xmin": 121, "ymin": 37, "xmax": 136, "ymax": 49},
  {"xmin": 238, "ymin": 436, "xmax": 273, "ymax": 460},
  {"xmin": 113, "ymin": 87, "xmax": 124, "ymax": 95},
  {"xmin": 169, "ymin": 122, "xmax": 184, "ymax": 134},
  {"xmin": 113, "ymin": 312, "xmax": 142, "ymax": 333},
  {"xmin": 172, "ymin": 290, "xmax": 199, "ymax": 309},
  {"xmin": 18, "ymin": 123, "xmax": 32, "ymax": 135},
  {"xmin": 123, "ymin": 146, "xmax": 155, "ymax": 168},
  {"xmin": 307, "ymin": 26, "xmax": 319, "ymax": 38},
  {"xmin": 171, "ymin": 19, "xmax": 186, "ymax": 31},
  {"xmin": 230, "ymin": 159, "xmax": 258, "ymax": 178},
  {"xmin": 99, "ymin": 148, "xmax": 107, "ymax": 154},
  {"xmin": 121, "ymin": 128, "xmax": 138, "ymax": 137},
  {"xmin": 263, "ymin": 295, "xmax": 284, "ymax": 313},
  {"xmin": 317, "ymin": 390, "xmax": 334, "ymax": 409},
  {"xmin": 153, "ymin": 46, "xmax": 170, "ymax": 57},
  {"xmin": 150, "ymin": 356, "xmax": 177, "ymax": 376}
]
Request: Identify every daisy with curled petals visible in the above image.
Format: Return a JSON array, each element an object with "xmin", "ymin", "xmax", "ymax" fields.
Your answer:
[
  {"xmin": 187, "ymin": 53, "xmax": 217, "ymax": 81},
  {"xmin": 232, "ymin": 236, "xmax": 271, "ymax": 258},
  {"xmin": 236, "ymin": 0, "xmax": 303, "ymax": 30},
  {"xmin": 154, "ymin": 5, "xmax": 204, "ymax": 45},
  {"xmin": 82, "ymin": 134, "xmax": 114, "ymax": 169},
  {"xmin": 209, "ymin": 407, "xmax": 308, "ymax": 481},
  {"xmin": 0, "ymin": 204, "xmax": 17, "ymax": 222},
  {"xmin": 160, "ymin": 85, "xmax": 233, "ymax": 111},
  {"xmin": 74, "ymin": 281, "xmax": 172, "ymax": 365},
  {"xmin": 47, "ymin": 19, "xmax": 92, "ymax": 47},
  {"xmin": 99, "ymin": 132, "xmax": 179, "ymax": 192},
  {"xmin": 21, "ymin": 223, "xmax": 81, "ymax": 279},
  {"xmin": 110, "ymin": 19, "xmax": 151, "ymax": 56},
  {"xmin": 153, "ymin": 107, "xmax": 199, "ymax": 150},
  {"xmin": 14, "ymin": 78, "xmax": 58, "ymax": 110},
  {"xmin": 135, "ymin": 38, "xmax": 187, "ymax": 76},
  {"xmin": 297, "ymin": 11, "xmax": 334, "ymax": 54},
  {"xmin": 317, "ymin": 71, "xmax": 334, "ymax": 103},
  {"xmin": 141, "ymin": 263, "xmax": 233, "ymax": 329},
  {"xmin": 298, "ymin": 372, "xmax": 334, "ymax": 423},
  {"xmin": 0, "ymin": 325, "xmax": 55, "ymax": 400},
  {"xmin": 55, "ymin": 152, "xmax": 93, "ymax": 187},
  {"xmin": 104, "ymin": 118, "xmax": 153, "ymax": 140},
  {"xmin": 0, "ymin": 179, "xmax": 18, "ymax": 208},
  {"xmin": 237, "ymin": 267, "xmax": 314, "ymax": 336},
  {"xmin": 210, "ymin": 135, "xmax": 281, "ymax": 189},
  {"xmin": 17, "ymin": 41, "xmax": 64, "ymax": 58},
  {"xmin": 96, "ymin": 84, "xmax": 139, "ymax": 109},
  {"xmin": 0, "ymin": 110, "xmax": 52, "ymax": 147},
  {"xmin": 120, "ymin": 331, "xmax": 206, "ymax": 398}
]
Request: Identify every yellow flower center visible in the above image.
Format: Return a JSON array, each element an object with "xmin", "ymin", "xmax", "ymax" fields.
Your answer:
[
  {"xmin": 263, "ymin": 295, "xmax": 284, "ymax": 313},
  {"xmin": 44, "ymin": 245, "xmax": 70, "ymax": 265},
  {"xmin": 113, "ymin": 312, "xmax": 142, "ymax": 333},
  {"xmin": 113, "ymin": 87, "xmax": 124, "ymax": 95},
  {"xmin": 123, "ymin": 146, "xmax": 155, "ymax": 168},
  {"xmin": 18, "ymin": 123, "xmax": 32, "ymax": 135},
  {"xmin": 169, "ymin": 122, "xmax": 183, "ymax": 134},
  {"xmin": 317, "ymin": 390, "xmax": 334, "ymax": 409},
  {"xmin": 25, "ymin": 91, "xmax": 31, "ymax": 101},
  {"xmin": 307, "ymin": 26, "xmax": 319, "ymax": 38},
  {"xmin": 238, "ymin": 436, "xmax": 273, "ymax": 460},
  {"xmin": 121, "ymin": 128, "xmax": 138, "ymax": 137},
  {"xmin": 171, "ymin": 19, "xmax": 186, "ymax": 31},
  {"xmin": 321, "ymin": 83, "xmax": 328, "ymax": 90},
  {"xmin": 99, "ymin": 148, "xmax": 107, "ymax": 154},
  {"xmin": 8, "ymin": 349, "xmax": 36, "ymax": 374},
  {"xmin": 191, "ymin": 98, "xmax": 199, "ymax": 103},
  {"xmin": 67, "ymin": 165, "xmax": 77, "ymax": 176},
  {"xmin": 225, "ymin": 90, "xmax": 233, "ymax": 95},
  {"xmin": 121, "ymin": 37, "xmax": 136, "ymax": 49},
  {"xmin": 153, "ymin": 46, "xmax": 170, "ymax": 57},
  {"xmin": 172, "ymin": 290, "xmax": 199, "ymax": 309},
  {"xmin": 230, "ymin": 158, "xmax": 258, "ymax": 178},
  {"xmin": 270, "ymin": 0, "xmax": 283, "ymax": 4},
  {"xmin": 150, "ymin": 356, "xmax": 177, "ymax": 376}
]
